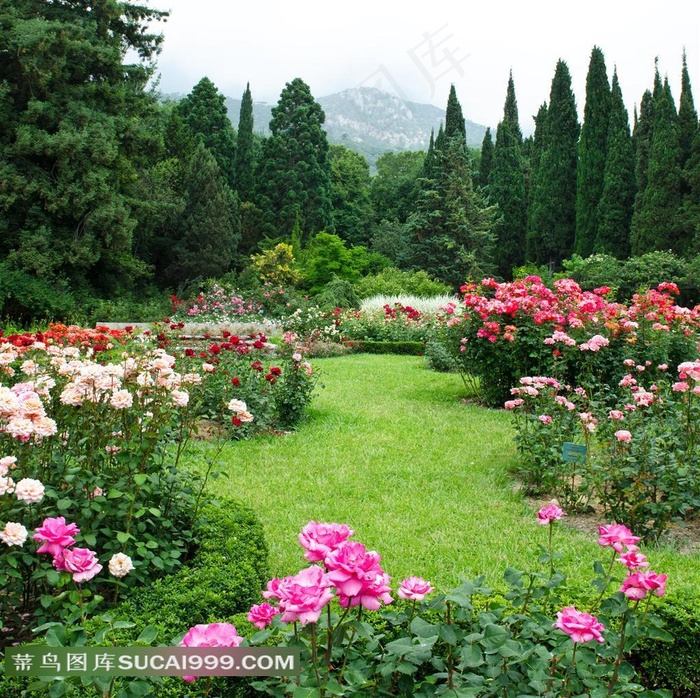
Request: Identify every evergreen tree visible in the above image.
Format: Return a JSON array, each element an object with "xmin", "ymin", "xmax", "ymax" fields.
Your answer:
[
  {"xmin": 422, "ymin": 130, "xmax": 437, "ymax": 178},
  {"xmin": 503, "ymin": 70, "xmax": 523, "ymax": 142},
  {"xmin": 596, "ymin": 69, "xmax": 635, "ymax": 257},
  {"xmin": 478, "ymin": 128, "xmax": 494, "ymax": 189},
  {"xmin": 0, "ymin": 0, "xmax": 167, "ymax": 310},
  {"xmin": 489, "ymin": 75, "xmax": 527, "ymax": 278},
  {"xmin": 370, "ymin": 150, "xmax": 425, "ymax": 224},
  {"xmin": 678, "ymin": 51, "xmax": 698, "ymax": 170},
  {"xmin": 632, "ymin": 90, "xmax": 654, "ymax": 200},
  {"xmin": 255, "ymin": 78, "xmax": 333, "ymax": 240},
  {"xmin": 177, "ymin": 77, "xmax": 237, "ymax": 188},
  {"xmin": 159, "ymin": 142, "xmax": 240, "ymax": 286},
  {"xmin": 405, "ymin": 138, "xmax": 496, "ymax": 287},
  {"xmin": 524, "ymin": 102, "xmax": 548, "ymax": 252},
  {"xmin": 575, "ymin": 47, "xmax": 611, "ymax": 257},
  {"xmin": 683, "ymin": 131, "xmax": 700, "ymax": 254},
  {"xmin": 329, "ymin": 145, "xmax": 373, "ymax": 246},
  {"xmin": 233, "ymin": 82, "xmax": 256, "ymax": 202},
  {"xmin": 630, "ymin": 78, "xmax": 685, "ymax": 255},
  {"xmin": 445, "ymin": 84, "xmax": 467, "ymax": 145},
  {"xmin": 527, "ymin": 61, "xmax": 580, "ymax": 266}
]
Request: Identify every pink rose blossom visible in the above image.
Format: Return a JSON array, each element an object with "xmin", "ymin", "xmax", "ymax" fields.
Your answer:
[
  {"xmin": 618, "ymin": 550, "xmax": 649, "ymax": 571},
  {"xmin": 620, "ymin": 571, "xmax": 668, "ymax": 600},
  {"xmin": 538, "ymin": 415, "xmax": 552, "ymax": 424},
  {"xmin": 34, "ymin": 517, "xmax": 80, "ymax": 556},
  {"xmin": 672, "ymin": 382, "xmax": 690, "ymax": 392},
  {"xmin": 247, "ymin": 603, "xmax": 280, "ymax": 629},
  {"xmin": 537, "ymin": 504, "xmax": 564, "ymax": 524},
  {"xmin": 299, "ymin": 521, "xmax": 355, "ymax": 562},
  {"xmin": 615, "ymin": 430, "xmax": 632, "ymax": 443},
  {"xmin": 110, "ymin": 389, "xmax": 133, "ymax": 409},
  {"xmin": 292, "ymin": 353, "xmax": 302, "ymax": 362},
  {"xmin": 553, "ymin": 606, "xmax": 605, "ymax": 643},
  {"xmin": 54, "ymin": 547, "xmax": 102, "ymax": 583},
  {"xmin": 325, "ymin": 541, "xmax": 393, "ymax": 610},
  {"xmin": 398, "ymin": 577, "xmax": 434, "ymax": 601},
  {"xmin": 0, "ymin": 476, "xmax": 15, "ymax": 495},
  {"xmin": 180, "ymin": 622, "xmax": 243, "ymax": 682},
  {"xmin": 597, "ymin": 523, "xmax": 640, "ymax": 553},
  {"xmin": 265, "ymin": 565, "xmax": 334, "ymax": 625},
  {"xmin": 608, "ymin": 410, "xmax": 624, "ymax": 421}
]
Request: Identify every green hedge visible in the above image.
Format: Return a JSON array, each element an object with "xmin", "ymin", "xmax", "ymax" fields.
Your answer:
[
  {"xmin": 351, "ymin": 340, "xmax": 424, "ymax": 355},
  {"xmin": 0, "ymin": 499, "xmax": 268, "ymax": 698}
]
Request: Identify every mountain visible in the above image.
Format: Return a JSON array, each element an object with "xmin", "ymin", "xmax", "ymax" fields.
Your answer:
[{"xmin": 224, "ymin": 87, "xmax": 489, "ymax": 169}]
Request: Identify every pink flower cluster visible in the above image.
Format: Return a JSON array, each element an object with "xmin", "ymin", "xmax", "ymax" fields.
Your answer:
[
  {"xmin": 179, "ymin": 622, "xmax": 243, "ymax": 682},
  {"xmin": 0, "ymin": 383, "xmax": 57, "ymax": 442},
  {"xmin": 251, "ymin": 521, "xmax": 435, "ymax": 629},
  {"xmin": 33, "ymin": 517, "xmax": 102, "ymax": 583}
]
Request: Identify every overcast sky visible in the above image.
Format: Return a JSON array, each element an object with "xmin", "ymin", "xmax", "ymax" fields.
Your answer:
[{"xmin": 149, "ymin": 0, "xmax": 699, "ymax": 133}]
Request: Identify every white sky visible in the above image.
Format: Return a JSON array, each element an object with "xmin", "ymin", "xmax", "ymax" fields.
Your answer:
[{"xmin": 149, "ymin": 0, "xmax": 700, "ymax": 133}]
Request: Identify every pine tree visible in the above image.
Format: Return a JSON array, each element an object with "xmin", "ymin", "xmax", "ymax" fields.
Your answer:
[
  {"xmin": 575, "ymin": 47, "xmax": 611, "ymax": 257},
  {"xmin": 255, "ymin": 78, "xmax": 333, "ymax": 240},
  {"xmin": 630, "ymin": 78, "xmax": 684, "ymax": 254},
  {"xmin": 177, "ymin": 77, "xmax": 237, "ymax": 188},
  {"xmin": 678, "ymin": 51, "xmax": 698, "ymax": 170},
  {"xmin": 329, "ymin": 145, "xmax": 373, "ymax": 246},
  {"xmin": 445, "ymin": 84, "xmax": 467, "ymax": 145},
  {"xmin": 596, "ymin": 69, "xmax": 635, "ymax": 257},
  {"xmin": 527, "ymin": 61, "xmax": 580, "ymax": 266},
  {"xmin": 478, "ymin": 128, "xmax": 494, "ymax": 189},
  {"xmin": 233, "ymin": 82, "xmax": 256, "ymax": 202},
  {"xmin": 489, "ymin": 75, "xmax": 527, "ymax": 278}
]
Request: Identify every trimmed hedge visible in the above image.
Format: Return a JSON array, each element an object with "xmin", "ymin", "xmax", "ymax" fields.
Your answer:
[
  {"xmin": 351, "ymin": 340, "xmax": 424, "ymax": 356},
  {"xmin": 0, "ymin": 498, "xmax": 268, "ymax": 698}
]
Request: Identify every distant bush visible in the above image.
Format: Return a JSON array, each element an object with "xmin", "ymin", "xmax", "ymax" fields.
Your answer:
[
  {"xmin": 314, "ymin": 276, "xmax": 360, "ymax": 310},
  {"xmin": 354, "ymin": 267, "xmax": 451, "ymax": 299}
]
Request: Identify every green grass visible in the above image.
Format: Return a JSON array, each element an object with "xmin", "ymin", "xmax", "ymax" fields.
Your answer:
[{"xmin": 189, "ymin": 354, "xmax": 700, "ymax": 599}]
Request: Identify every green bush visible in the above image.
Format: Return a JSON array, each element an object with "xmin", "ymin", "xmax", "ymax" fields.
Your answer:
[
  {"xmin": 351, "ymin": 340, "xmax": 424, "ymax": 355},
  {"xmin": 354, "ymin": 267, "xmax": 451, "ymax": 299},
  {"xmin": 424, "ymin": 337, "xmax": 458, "ymax": 372},
  {"xmin": 314, "ymin": 275, "xmax": 360, "ymax": 310}
]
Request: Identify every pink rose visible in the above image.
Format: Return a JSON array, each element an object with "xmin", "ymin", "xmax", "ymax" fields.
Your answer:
[
  {"xmin": 597, "ymin": 523, "xmax": 640, "ymax": 553},
  {"xmin": 608, "ymin": 410, "xmax": 624, "ymax": 421},
  {"xmin": 266, "ymin": 566, "xmax": 334, "ymax": 626},
  {"xmin": 247, "ymin": 602, "xmax": 280, "ymax": 629},
  {"xmin": 537, "ymin": 504, "xmax": 564, "ymax": 524},
  {"xmin": 298, "ymin": 521, "xmax": 354, "ymax": 562},
  {"xmin": 180, "ymin": 622, "xmax": 243, "ymax": 682},
  {"xmin": 614, "ymin": 430, "xmax": 632, "ymax": 443},
  {"xmin": 621, "ymin": 571, "xmax": 668, "ymax": 600},
  {"xmin": 538, "ymin": 415, "xmax": 552, "ymax": 424},
  {"xmin": 617, "ymin": 550, "xmax": 649, "ymax": 571},
  {"xmin": 54, "ymin": 547, "xmax": 102, "ymax": 583},
  {"xmin": 325, "ymin": 541, "xmax": 393, "ymax": 610},
  {"xmin": 398, "ymin": 576, "xmax": 434, "ymax": 601},
  {"xmin": 34, "ymin": 517, "xmax": 80, "ymax": 556},
  {"xmin": 553, "ymin": 606, "xmax": 605, "ymax": 643}
]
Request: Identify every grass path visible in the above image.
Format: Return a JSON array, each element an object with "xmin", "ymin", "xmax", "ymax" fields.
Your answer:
[{"xmin": 191, "ymin": 354, "xmax": 700, "ymax": 595}]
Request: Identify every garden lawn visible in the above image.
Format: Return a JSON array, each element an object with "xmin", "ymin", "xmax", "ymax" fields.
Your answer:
[{"xmin": 189, "ymin": 354, "xmax": 700, "ymax": 598}]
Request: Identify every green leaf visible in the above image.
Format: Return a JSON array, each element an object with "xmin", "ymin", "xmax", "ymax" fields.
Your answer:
[
  {"xmin": 113, "ymin": 621, "xmax": 136, "ymax": 629},
  {"xmin": 460, "ymin": 643, "xmax": 484, "ymax": 668},
  {"xmin": 133, "ymin": 474, "xmax": 148, "ymax": 486},
  {"xmin": 136, "ymin": 625, "xmax": 159, "ymax": 644},
  {"xmin": 116, "ymin": 531, "xmax": 131, "ymax": 544},
  {"xmin": 56, "ymin": 498, "xmax": 72, "ymax": 511},
  {"xmin": 292, "ymin": 687, "xmax": 322, "ymax": 698},
  {"xmin": 126, "ymin": 679, "xmax": 152, "ymax": 696},
  {"xmin": 480, "ymin": 624, "xmax": 509, "ymax": 652},
  {"xmin": 107, "ymin": 489, "xmax": 124, "ymax": 499},
  {"xmin": 410, "ymin": 616, "xmax": 440, "ymax": 638},
  {"xmin": 148, "ymin": 507, "xmax": 161, "ymax": 517},
  {"xmin": 82, "ymin": 533, "xmax": 97, "ymax": 547},
  {"xmin": 45, "ymin": 626, "xmax": 67, "ymax": 647}
]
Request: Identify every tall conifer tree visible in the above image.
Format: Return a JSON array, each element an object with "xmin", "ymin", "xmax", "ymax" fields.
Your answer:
[
  {"xmin": 678, "ymin": 51, "xmax": 698, "ymax": 170},
  {"xmin": 177, "ymin": 77, "xmax": 237, "ymax": 189},
  {"xmin": 596, "ymin": 69, "xmax": 635, "ymax": 257},
  {"xmin": 255, "ymin": 78, "xmax": 333, "ymax": 240},
  {"xmin": 478, "ymin": 128, "xmax": 494, "ymax": 189},
  {"xmin": 490, "ymin": 74, "xmax": 527, "ymax": 278},
  {"xmin": 233, "ymin": 83, "xmax": 256, "ymax": 202},
  {"xmin": 630, "ymin": 78, "xmax": 684, "ymax": 254},
  {"xmin": 445, "ymin": 84, "xmax": 467, "ymax": 145},
  {"xmin": 575, "ymin": 47, "xmax": 611, "ymax": 257},
  {"xmin": 527, "ymin": 61, "xmax": 580, "ymax": 266}
]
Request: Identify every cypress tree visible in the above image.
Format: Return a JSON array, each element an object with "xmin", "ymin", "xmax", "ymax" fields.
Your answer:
[
  {"xmin": 255, "ymin": 78, "xmax": 333, "ymax": 240},
  {"xmin": 527, "ymin": 61, "xmax": 580, "ymax": 266},
  {"xmin": 422, "ymin": 129, "xmax": 437, "ymax": 178},
  {"xmin": 503, "ymin": 70, "xmax": 523, "ymax": 142},
  {"xmin": 233, "ymin": 82, "xmax": 256, "ymax": 202},
  {"xmin": 490, "ymin": 74, "xmax": 527, "ymax": 278},
  {"xmin": 575, "ymin": 47, "xmax": 611, "ymax": 257},
  {"xmin": 678, "ymin": 51, "xmax": 698, "ymax": 169},
  {"xmin": 596, "ymin": 69, "xmax": 635, "ymax": 257},
  {"xmin": 630, "ymin": 78, "xmax": 684, "ymax": 254},
  {"xmin": 434, "ymin": 123, "xmax": 447, "ymax": 153},
  {"xmin": 478, "ymin": 128, "xmax": 494, "ymax": 189},
  {"xmin": 525, "ymin": 102, "xmax": 548, "ymax": 257},
  {"xmin": 683, "ymin": 131, "xmax": 700, "ymax": 254},
  {"xmin": 632, "ymin": 90, "xmax": 654, "ymax": 198},
  {"xmin": 177, "ymin": 77, "xmax": 237, "ymax": 189},
  {"xmin": 445, "ymin": 84, "xmax": 467, "ymax": 145}
]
